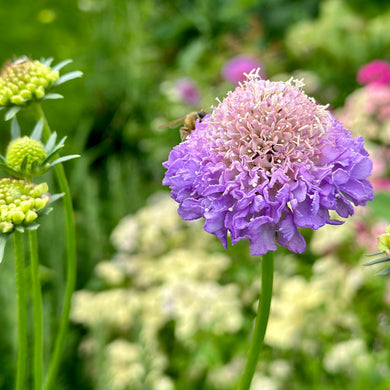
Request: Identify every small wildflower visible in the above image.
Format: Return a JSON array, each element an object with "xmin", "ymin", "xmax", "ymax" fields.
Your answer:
[
  {"xmin": 0, "ymin": 57, "xmax": 82, "ymax": 120},
  {"xmin": 221, "ymin": 55, "xmax": 264, "ymax": 85},
  {"xmin": 163, "ymin": 70, "xmax": 373, "ymax": 255}
]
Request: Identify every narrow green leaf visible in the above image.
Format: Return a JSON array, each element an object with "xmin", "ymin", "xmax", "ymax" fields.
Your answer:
[
  {"xmin": 41, "ymin": 57, "xmax": 54, "ymax": 67},
  {"xmin": 25, "ymin": 223, "xmax": 40, "ymax": 231},
  {"xmin": 41, "ymin": 147, "xmax": 66, "ymax": 166},
  {"xmin": 20, "ymin": 155, "xmax": 29, "ymax": 172},
  {"xmin": 51, "ymin": 59, "xmax": 72, "ymax": 72},
  {"xmin": 53, "ymin": 71, "xmax": 83, "ymax": 87},
  {"xmin": 53, "ymin": 136, "xmax": 67, "ymax": 151},
  {"xmin": 39, "ymin": 207, "xmax": 53, "ymax": 216},
  {"xmin": 42, "ymin": 93, "xmax": 64, "ymax": 100},
  {"xmin": 5, "ymin": 106, "xmax": 21, "ymax": 121},
  {"xmin": 15, "ymin": 226, "xmax": 25, "ymax": 233},
  {"xmin": 366, "ymin": 251, "xmax": 385, "ymax": 257},
  {"xmin": 0, "ymin": 235, "xmax": 9, "ymax": 263},
  {"xmin": 378, "ymin": 267, "xmax": 390, "ymax": 276},
  {"xmin": 45, "ymin": 133, "xmax": 57, "ymax": 154},
  {"xmin": 49, "ymin": 193, "xmax": 65, "ymax": 204},
  {"xmin": 11, "ymin": 118, "xmax": 21, "ymax": 139},
  {"xmin": 50, "ymin": 155, "xmax": 80, "ymax": 167},
  {"xmin": 31, "ymin": 119, "xmax": 44, "ymax": 140},
  {"xmin": 365, "ymin": 257, "xmax": 390, "ymax": 266}
]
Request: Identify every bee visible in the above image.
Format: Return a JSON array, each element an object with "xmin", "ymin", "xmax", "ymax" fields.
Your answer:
[{"xmin": 161, "ymin": 110, "xmax": 207, "ymax": 141}]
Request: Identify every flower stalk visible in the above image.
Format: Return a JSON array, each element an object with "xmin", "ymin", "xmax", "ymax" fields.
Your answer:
[
  {"xmin": 14, "ymin": 231, "xmax": 27, "ymax": 390},
  {"xmin": 238, "ymin": 251, "xmax": 274, "ymax": 390},
  {"xmin": 29, "ymin": 229, "xmax": 43, "ymax": 390},
  {"xmin": 33, "ymin": 103, "xmax": 77, "ymax": 390}
]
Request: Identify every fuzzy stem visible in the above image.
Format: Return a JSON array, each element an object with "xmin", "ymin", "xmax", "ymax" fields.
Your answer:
[
  {"xmin": 29, "ymin": 229, "xmax": 43, "ymax": 390},
  {"xmin": 14, "ymin": 231, "xmax": 27, "ymax": 390},
  {"xmin": 238, "ymin": 251, "xmax": 274, "ymax": 390},
  {"xmin": 34, "ymin": 104, "xmax": 77, "ymax": 390}
]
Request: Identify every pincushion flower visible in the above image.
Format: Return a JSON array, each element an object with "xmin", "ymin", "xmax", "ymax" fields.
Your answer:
[{"xmin": 163, "ymin": 70, "xmax": 374, "ymax": 256}]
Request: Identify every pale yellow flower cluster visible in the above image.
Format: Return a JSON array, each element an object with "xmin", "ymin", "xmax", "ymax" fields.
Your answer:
[
  {"xmin": 71, "ymin": 289, "xmax": 138, "ymax": 332},
  {"xmin": 111, "ymin": 192, "xmax": 216, "ymax": 256},
  {"xmin": 104, "ymin": 339, "xmax": 174, "ymax": 390},
  {"xmin": 71, "ymin": 192, "xmax": 244, "ymax": 389},
  {"xmin": 265, "ymin": 256, "xmax": 366, "ymax": 350},
  {"xmin": 323, "ymin": 339, "xmax": 370, "ymax": 374}
]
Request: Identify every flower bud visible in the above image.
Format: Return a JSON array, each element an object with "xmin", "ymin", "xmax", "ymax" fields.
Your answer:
[
  {"xmin": 0, "ymin": 178, "xmax": 50, "ymax": 233},
  {"xmin": 5, "ymin": 136, "xmax": 48, "ymax": 177},
  {"xmin": 10, "ymin": 209, "xmax": 25, "ymax": 224},
  {"xmin": 25, "ymin": 210, "xmax": 38, "ymax": 224},
  {"xmin": 0, "ymin": 222, "xmax": 13, "ymax": 233},
  {"xmin": 378, "ymin": 226, "xmax": 390, "ymax": 258},
  {"xmin": 0, "ymin": 58, "xmax": 59, "ymax": 107}
]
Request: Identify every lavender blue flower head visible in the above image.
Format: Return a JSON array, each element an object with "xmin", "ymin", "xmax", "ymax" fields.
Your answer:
[{"xmin": 163, "ymin": 70, "xmax": 374, "ymax": 255}]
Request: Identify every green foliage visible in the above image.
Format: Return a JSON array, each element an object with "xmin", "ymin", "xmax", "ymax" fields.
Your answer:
[{"xmin": 1, "ymin": 1, "xmax": 390, "ymax": 389}]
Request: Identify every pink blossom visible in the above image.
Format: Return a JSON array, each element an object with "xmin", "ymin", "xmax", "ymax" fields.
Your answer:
[
  {"xmin": 354, "ymin": 220, "xmax": 389, "ymax": 252},
  {"xmin": 174, "ymin": 78, "xmax": 201, "ymax": 106},
  {"xmin": 221, "ymin": 55, "xmax": 264, "ymax": 85},
  {"xmin": 357, "ymin": 60, "xmax": 390, "ymax": 86}
]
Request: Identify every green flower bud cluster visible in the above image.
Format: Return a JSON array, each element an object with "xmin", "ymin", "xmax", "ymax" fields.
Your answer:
[
  {"xmin": 0, "ymin": 59, "xmax": 59, "ymax": 106},
  {"xmin": 378, "ymin": 226, "xmax": 390, "ymax": 258},
  {"xmin": 0, "ymin": 178, "xmax": 50, "ymax": 233},
  {"xmin": 5, "ymin": 136, "xmax": 48, "ymax": 175}
]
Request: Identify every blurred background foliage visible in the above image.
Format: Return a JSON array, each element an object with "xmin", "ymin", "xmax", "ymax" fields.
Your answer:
[{"xmin": 1, "ymin": 0, "xmax": 390, "ymax": 389}]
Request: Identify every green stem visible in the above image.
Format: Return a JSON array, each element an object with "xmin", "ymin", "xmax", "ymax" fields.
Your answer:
[
  {"xmin": 34, "ymin": 104, "xmax": 77, "ymax": 390},
  {"xmin": 238, "ymin": 251, "xmax": 274, "ymax": 390},
  {"xmin": 29, "ymin": 229, "xmax": 43, "ymax": 390},
  {"xmin": 14, "ymin": 231, "xmax": 27, "ymax": 390}
]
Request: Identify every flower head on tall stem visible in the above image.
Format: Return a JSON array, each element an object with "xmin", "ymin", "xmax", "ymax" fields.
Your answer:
[
  {"xmin": 0, "ymin": 178, "xmax": 62, "ymax": 262},
  {"xmin": 0, "ymin": 57, "xmax": 82, "ymax": 120},
  {"xmin": 0, "ymin": 118, "xmax": 79, "ymax": 180},
  {"xmin": 163, "ymin": 69, "xmax": 374, "ymax": 255}
]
